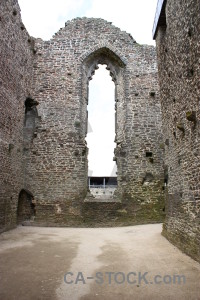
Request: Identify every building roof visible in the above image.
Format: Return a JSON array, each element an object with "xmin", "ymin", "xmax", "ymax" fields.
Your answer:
[{"xmin": 152, "ymin": 0, "xmax": 167, "ymax": 40}]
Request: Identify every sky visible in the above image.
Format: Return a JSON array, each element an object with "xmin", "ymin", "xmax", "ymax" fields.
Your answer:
[
  {"xmin": 18, "ymin": 0, "xmax": 157, "ymax": 44},
  {"xmin": 18, "ymin": 0, "xmax": 158, "ymax": 177},
  {"xmin": 86, "ymin": 65, "xmax": 116, "ymax": 177}
]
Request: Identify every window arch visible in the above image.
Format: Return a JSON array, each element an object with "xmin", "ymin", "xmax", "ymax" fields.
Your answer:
[{"xmin": 81, "ymin": 47, "xmax": 127, "ymax": 199}]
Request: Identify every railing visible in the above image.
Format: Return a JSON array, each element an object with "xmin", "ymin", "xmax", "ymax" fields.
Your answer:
[{"xmin": 89, "ymin": 185, "xmax": 117, "ymax": 188}]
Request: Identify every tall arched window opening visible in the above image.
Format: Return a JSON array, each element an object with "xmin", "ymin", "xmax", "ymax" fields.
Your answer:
[{"xmin": 86, "ymin": 65, "xmax": 117, "ymax": 193}]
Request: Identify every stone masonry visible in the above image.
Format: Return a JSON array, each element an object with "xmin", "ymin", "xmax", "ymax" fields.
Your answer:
[
  {"xmin": 0, "ymin": 0, "xmax": 199, "ymax": 264},
  {"xmin": 0, "ymin": 0, "xmax": 35, "ymax": 232},
  {"xmin": 28, "ymin": 18, "xmax": 164, "ymax": 226},
  {"xmin": 154, "ymin": 0, "xmax": 200, "ymax": 262},
  {"xmin": 0, "ymin": 0, "xmax": 165, "ymax": 231}
]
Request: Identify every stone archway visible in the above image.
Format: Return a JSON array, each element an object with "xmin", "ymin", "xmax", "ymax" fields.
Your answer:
[
  {"xmin": 81, "ymin": 47, "xmax": 127, "ymax": 200},
  {"xmin": 17, "ymin": 190, "xmax": 35, "ymax": 224}
]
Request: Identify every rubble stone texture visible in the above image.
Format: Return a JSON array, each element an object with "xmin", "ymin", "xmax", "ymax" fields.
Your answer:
[
  {"xmin": 0, "ymin": 0, "xmax": 35, "ymax": 232},
  {"xmin": 29, "ymin": 17, "xmax": 164, "ymax": 226},
  {"xmin": 1, "ymin": 0, "xmax": 199, "ymax": 264},
  {"xmin": 154, "ymin": 0, "xmax": 200, "ymax": 262},
  {"xmin": 0, "ymin": 0, "xmax": 165, "ymax": 231}
]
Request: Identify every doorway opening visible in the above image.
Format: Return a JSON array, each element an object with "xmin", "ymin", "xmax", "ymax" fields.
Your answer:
[{"xmin": 17, "ymin": 190, "xmax": 35, "ymax": 224}]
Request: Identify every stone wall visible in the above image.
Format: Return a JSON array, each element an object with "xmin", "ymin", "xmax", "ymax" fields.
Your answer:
[
  {"xmin": 89, "ymin": 187, "xmax": 116, "ymax": 198},
  {"xmin": 154, "ymin": 0, "xmax": 200, "ymax": 262},
  {"xmin": 0, "ymin": 0, "xmax": 165, "ymax": 231},
  {"xmin": 26, "ymin": 18, "xmax": 164, "ymax": 225},
  {"xmin": 0, "ymin": 0, "xmax": 35, "ymax": 232}
]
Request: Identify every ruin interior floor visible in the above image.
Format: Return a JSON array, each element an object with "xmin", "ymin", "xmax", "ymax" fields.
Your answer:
[{"xmin": 0, "ymin": 223, "xmax": 199, "ymax": 300}]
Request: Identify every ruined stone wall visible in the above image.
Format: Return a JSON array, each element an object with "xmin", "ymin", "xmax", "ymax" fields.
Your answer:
[
  {"xmin": 0, "ymin": 0, "xmax": 35, "ymax": 232},
  {"xmin": 0, "ymin": 0, "xmax": 164, "ymax": 229},
  {"xmin": 155, "ymin": 0, "xmax": 200, "ymax": 262},
  {"xmin": 26, "ymin": 18, "xmax": 164, "ymax": 225}
]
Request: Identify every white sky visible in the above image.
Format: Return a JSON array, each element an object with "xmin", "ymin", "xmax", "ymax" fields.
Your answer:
[
  {"xmin": 18, "ymin": 0, "xmax": 157, "ymax": 44},
  {"xmin": 86, "ymin": 65, "xmax": 116, "ymax": 177},
  {"xmin": 18, "ymin": 0, "xmax": 158, "ymax": 177}
]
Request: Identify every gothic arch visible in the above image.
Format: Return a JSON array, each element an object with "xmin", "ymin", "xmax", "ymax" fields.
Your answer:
[
  {"xmin": 80, "ymin": 43, "xmax": 128, "ymax": 66},
  {"xmin": 80, "ymin": 46, "xmax": 127, "ymax": 198}
]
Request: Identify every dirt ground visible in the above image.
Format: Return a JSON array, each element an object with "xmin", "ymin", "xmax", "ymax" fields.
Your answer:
[{"xmin": 0, "ymin": 224, "xmax": 199, "ymax": 300}]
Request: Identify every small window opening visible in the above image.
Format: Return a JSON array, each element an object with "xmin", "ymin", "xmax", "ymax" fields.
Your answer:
[{"xmin": 146, "ymin": 151, "xmax": 153, "ymax": 157}]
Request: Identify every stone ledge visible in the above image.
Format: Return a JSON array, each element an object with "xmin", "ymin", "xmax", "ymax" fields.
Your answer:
[{"xmin": 84, "ymin": 197, "xmax": 121, "ymax": 203}]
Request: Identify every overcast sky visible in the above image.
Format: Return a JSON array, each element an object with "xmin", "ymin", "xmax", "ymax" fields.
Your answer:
[
  {"xmin": 18, "ymin": 0, "xmax": 158, "ymax": 177},
  {"xmin": 18, "ymin": 0, "xmax": 157, "ymax": 44},
  {"xmin": 86, "ymin": 65, "xmax": 116, "ymax": 177}
]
